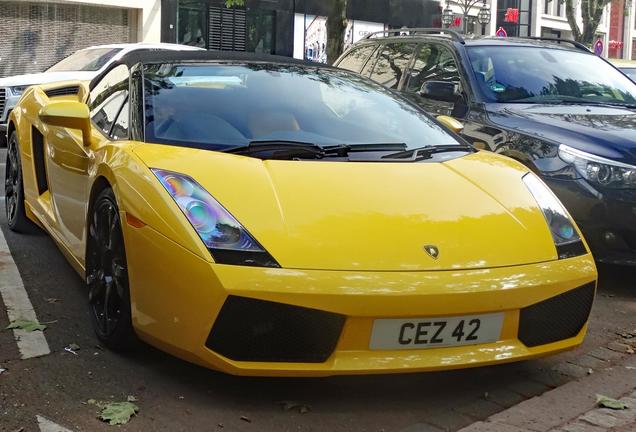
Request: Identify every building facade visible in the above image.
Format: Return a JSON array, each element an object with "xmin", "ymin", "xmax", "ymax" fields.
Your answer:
[
  {"xmin": 443, "ymin": 0, "xmax": 635, "ymax": 60},
  {"xmin": 159, "ymin": 0, "xmax": 442, "ymax": 60},
  {"xmin": 0, "ymin": 0, "xmax": 161, "ymax": 77},
  {"xmin": 1, "ymin": 0, "xmax": 633, "ymax": 79}
]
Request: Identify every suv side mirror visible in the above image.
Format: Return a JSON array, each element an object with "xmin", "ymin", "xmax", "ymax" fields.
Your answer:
[
  {"xmin": 39, "ymin": 101, "xmax": 92, "ymax": 147},
  {"xmin": 419, "ymin": 81, "xmax": 460, "ymax": 103}
]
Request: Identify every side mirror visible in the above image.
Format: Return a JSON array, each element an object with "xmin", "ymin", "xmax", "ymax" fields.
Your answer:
[
  {"xmin": 436, "ymin": 115, "xmax": 464, "ymax": 134},
  {"xmin": 419, "ymin": 81, "xmax": 460, "ymax": 103},
  {"xmin": 39, "ymin": 101, "xmax": 91, "ymax": 147}
]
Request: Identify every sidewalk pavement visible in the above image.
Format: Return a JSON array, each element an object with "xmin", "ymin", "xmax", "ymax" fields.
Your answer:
[{"xmin": 458, "ymin": 349, "xmax": 636, "ymax": 432}]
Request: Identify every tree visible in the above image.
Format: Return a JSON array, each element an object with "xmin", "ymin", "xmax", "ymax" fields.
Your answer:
[
  {"xmin": 564, "ymin": 0, "xmax": 611, "ymax": 45},
  {"xmin": 446, "ymin": 0, "xmax": 487, "ymax": 34},
  {"xmin": 326, "ymin": 0, "xmax": 348, "ymax": 64}
]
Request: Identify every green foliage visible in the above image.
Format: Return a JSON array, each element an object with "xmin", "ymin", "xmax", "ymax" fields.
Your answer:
[
  {"xmin": 97, "ymin": 401, "xmax": 140, "ymax": 425},
  {"xmin": 225, "ymin": 0, "xmax": 245, "ymax": 7},
  {"xmin": 6, "ymin": 319, "xmax": 47, "ymax": 332},
  {"xmin": 596, "ymin": 394, "xmax": 629, "ymax": 410}
]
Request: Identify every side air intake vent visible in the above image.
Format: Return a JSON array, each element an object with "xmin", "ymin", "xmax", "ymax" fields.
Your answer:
[{"xmin": 31, "ymin": 127, "xmax": 48, "ymax": 195}]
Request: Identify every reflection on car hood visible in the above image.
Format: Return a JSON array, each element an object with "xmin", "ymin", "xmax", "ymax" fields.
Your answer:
[
  {"xmin": 487, "ymin": 104, "xmax": 636, "ymax": 165},
  {"xmin": 135, "ymin": 144, "xmax": 558, "ymax": 271},
  {"xmin": 0, "ymin": 71, "xmax": 97, "ymax": 87}
]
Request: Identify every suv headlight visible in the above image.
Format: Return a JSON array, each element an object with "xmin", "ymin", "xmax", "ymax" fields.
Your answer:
[
  {"xmin": 558, "ymin": 144, "xmax": 636, "ymax": 189},
  {"xmin": 10, "ymin": 85, "xmax": 28, "ymax": 96},
  {"xmin": 523, "ymin": 173, "xmax": 587, "ymax": 259},
  {"xmin": 152, "ymin": 169, "xmax": 279, "ymax": 268}
]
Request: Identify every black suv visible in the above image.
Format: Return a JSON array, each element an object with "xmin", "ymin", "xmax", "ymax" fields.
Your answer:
[{"xmin": 335, "ymin": 29, "xmax": 636, "ymax": 265}]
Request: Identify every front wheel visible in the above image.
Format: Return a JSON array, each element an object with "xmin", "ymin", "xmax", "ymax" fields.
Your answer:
[{"xmin": 86, "ymin": 188, "xmax": 136, "ymax": 350}]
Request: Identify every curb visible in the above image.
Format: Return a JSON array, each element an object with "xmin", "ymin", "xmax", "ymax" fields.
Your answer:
[{"xmin": 457, "ymin": 351, "xmax": 636, "ymax": 432}]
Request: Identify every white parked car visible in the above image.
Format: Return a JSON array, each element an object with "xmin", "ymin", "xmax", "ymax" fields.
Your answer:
[{"xmin": 0, "ymin": 43, "xmax": 203, "ymax": 145}]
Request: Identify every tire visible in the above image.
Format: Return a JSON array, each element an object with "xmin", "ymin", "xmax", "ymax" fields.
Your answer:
[
  {"xmin": 5, "ymin": 132, "xmax": 37, "ymax": 233},
  {"xmin": 86, "ymin": 188, "xmax": 136, "ymax": 350}
]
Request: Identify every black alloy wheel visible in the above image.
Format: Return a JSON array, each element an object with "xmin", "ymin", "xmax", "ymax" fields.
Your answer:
[
  {"xmin": 5, "ymin": 132, "xmax": 35, "ymax": 233},
  {"xmin": 86, "ymin": 188, "xmax": 135, "ymax": 349}
]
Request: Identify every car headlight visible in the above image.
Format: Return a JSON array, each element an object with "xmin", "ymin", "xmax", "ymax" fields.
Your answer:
[
  {"xmin": 152, "ymin": 169, "xmax": 279, "ymax": 267},
  {"xmin": 558, "ymin": 144, "xmax": 636, "ymax": 189},
  {"xmin": 10, "ymin": 85, "xmax": 28, "ymax": 96},
  {"xmin": 523, "ymin": 173, "xmax": 586, "ymax": 259}
]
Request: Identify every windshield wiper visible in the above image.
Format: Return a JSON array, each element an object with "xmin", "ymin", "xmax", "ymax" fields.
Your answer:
[
  {"xmin": 226, "ymin": 140, "xmax": 408, "ymax": 160},
  {"xmin": 381, "ymin": 144, "xmax": 475, "ymax": 161},
  {"xmin": 227, "ymin": 140, "xmax": 330, "ymax": 158}
]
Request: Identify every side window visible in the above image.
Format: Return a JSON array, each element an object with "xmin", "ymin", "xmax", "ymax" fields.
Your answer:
[
  {"xmin": 110, "ymin": 100, "xmax": 129, "ymax": 140},
  {"xmin": 336, "ymin": 44, "xmax": 379, "ymax": 74},
  {"xmin": 89, "ymin": 64, "xmax": 130, "ymax": 137},
  {"xmin": 406, "ymin": 44, "xmax": 460, "ymax": 93},
  {"xmin": 369, "ymin": 43, "xmax": 417, "ymax": 89}
]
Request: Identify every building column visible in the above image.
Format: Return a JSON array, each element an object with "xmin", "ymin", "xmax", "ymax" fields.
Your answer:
[
  {"xmin": 624, "ymin": 0, "xmax": 634, "ymax": 59},
  {"xmin": 488, "ymin": 0, "xmax": 497, "ymax": 35},
  {"xmin": 530, "ymin": 0, "xmax": 542, "ymax": 36}
]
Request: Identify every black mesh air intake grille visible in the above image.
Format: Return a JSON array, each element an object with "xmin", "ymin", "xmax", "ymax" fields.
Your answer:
[
  {"xmin": 206, "ymin": 296, "xmax": 345, "ymax": 363},
  {"xmin": 519, "ymin": 283, "xmax": 595, "ymax": 347},
  {"xmin": 31, "ymin": 127, "xmax": 48, "ymax": 195},
  {"xmin": 45, "ymin": 86, "xmax": 80, "ymax": 98}
]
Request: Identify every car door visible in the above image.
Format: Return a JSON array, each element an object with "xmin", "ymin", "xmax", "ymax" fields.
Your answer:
[
  {"xmin": 401, "ymin": 43, "xmax": 462, "ymax": 116},
  {"xmin": 46, "ymin": 64, "xmax": 129, "ymax": 259}
]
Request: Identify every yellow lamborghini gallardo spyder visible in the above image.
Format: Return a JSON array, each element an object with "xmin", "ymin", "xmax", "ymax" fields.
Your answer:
[{"xmin": 5, "ymin": 51, "xmax": 597, "ymax": 376}]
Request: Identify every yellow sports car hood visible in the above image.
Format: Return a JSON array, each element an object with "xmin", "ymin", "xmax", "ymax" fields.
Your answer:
[{"xmin": 134, "ymin": 145, "xmax": 558, "ymax": 271}]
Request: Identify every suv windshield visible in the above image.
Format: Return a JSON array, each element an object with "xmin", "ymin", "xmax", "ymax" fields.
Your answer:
[
  {"xmin": 47, "ymin": 48, "xmax": 122, "ymax": 72},
  {"xmin": 143, "ymin": 63, "xmax": 460, "ymax": 151},
  {"xmin": 467, "ymin": 46, "xmax": 636, "ymax": 105}
]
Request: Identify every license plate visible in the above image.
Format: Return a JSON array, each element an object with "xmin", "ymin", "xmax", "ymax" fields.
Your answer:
[{"xmin": 369, "ymin": 313, "xmax": 504, "ymax": 350}]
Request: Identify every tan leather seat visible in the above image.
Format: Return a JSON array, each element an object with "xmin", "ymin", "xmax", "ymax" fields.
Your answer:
[{"xmin": 247, "ymin": 112, "xmax": 300, "ymax": 139}]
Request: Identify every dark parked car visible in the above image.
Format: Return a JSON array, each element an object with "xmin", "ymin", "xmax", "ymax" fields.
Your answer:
[{"xmin": 335, "ymin": 29, "xmax": 636, "ymax": 265}]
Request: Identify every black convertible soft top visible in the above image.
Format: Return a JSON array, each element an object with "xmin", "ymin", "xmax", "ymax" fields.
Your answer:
[{"xmin": 90, "ymin": 49, "xmax": 332, "ymax": 89}]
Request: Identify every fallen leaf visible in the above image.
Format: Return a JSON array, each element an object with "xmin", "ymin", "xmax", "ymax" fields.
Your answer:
[
  {"xmin": 97, "ymin": 401, "xmax": 139, "ymax": 425},
  {"xmin": 45, "ymin": 298, "xmax": 60, "ymax": 304},
  {"xmin": 240, "ymin": 415, "xmax": 251, "ymax": 423},
  {"xmin": 6, "ymin": 319, "xmax": 47, "ymax": 332},
  {"xmin": 67, "ymin": 343, "xmax": 80, "ymax": 351},
  {"xmin": 279, "ymin": 400, "xmax": 311, "ymax": 414},
  {"xmin": 596, "ymin": 394, "xmax": 629, "ymax": 410}
]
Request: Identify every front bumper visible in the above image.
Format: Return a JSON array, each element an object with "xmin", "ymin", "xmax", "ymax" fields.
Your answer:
[
  {"xmin": 546, "ymin": 178, "xmax": 636, "ymax": 265},
  {"xmin": 123, "ymin": 221, "xmax": 597, "ymax": 377}
]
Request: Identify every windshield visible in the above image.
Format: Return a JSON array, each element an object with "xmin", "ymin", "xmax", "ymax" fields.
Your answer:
[
  {"xmin": 142, "ymin": 63, "xmax": 460, "ymax": 151},
  {"xmin": 466, "ymin": 46, "xmax": 636, "ymax": 105},
  {"xmin": 47, "ymin": 48, "xmax": 122, "ymax": 72}
]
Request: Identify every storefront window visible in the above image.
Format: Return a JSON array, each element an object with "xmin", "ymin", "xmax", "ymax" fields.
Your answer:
[
  {"xmin": 247, "ymin": 9, "xmax": 275, "ymax": 54},
  {"xmin": 178, "ymin": 0, "xmax": 206, "ymax": 48}
]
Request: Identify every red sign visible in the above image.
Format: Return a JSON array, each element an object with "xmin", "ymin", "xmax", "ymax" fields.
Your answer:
[
  {"xmin": 496, "ymin": 27, "xmax": 508, "ymax": 37},
  {"xmin": 504, "ymin": 8, "xmax": 519, "ymax": 23},
  {"xmin": 450, "ymin": 16, "xmax": 462, "ymax": 27}
]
